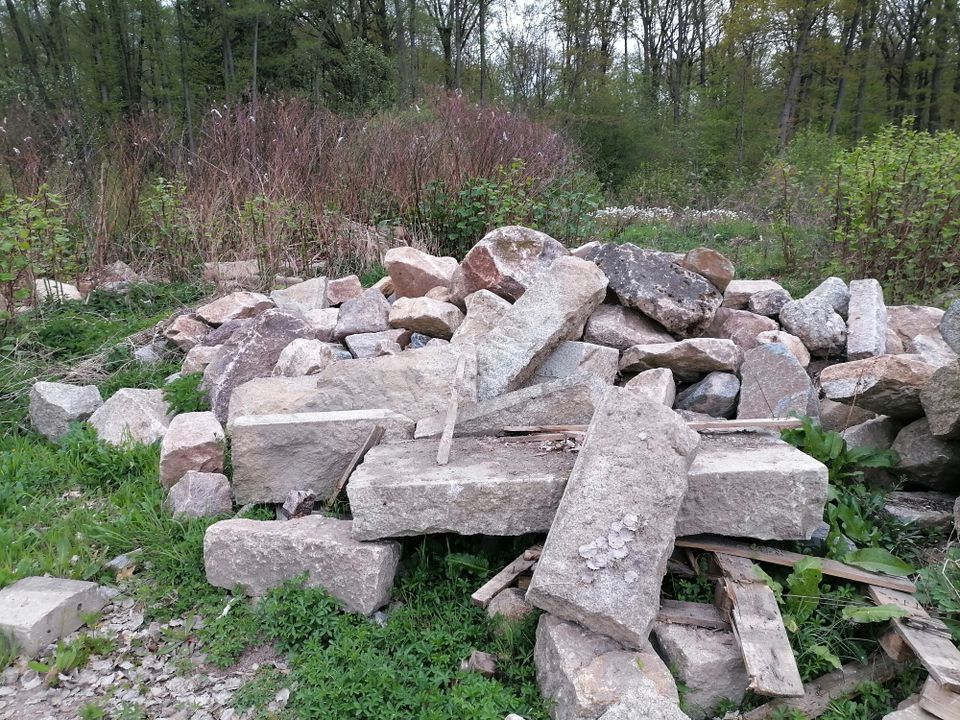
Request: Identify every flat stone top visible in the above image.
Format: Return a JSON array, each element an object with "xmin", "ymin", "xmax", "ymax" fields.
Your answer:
[
  {"xmin": 350, "ymin": 437, "xmax": 576, "ymax": 488},
  {"xmin": 232, "ymin": 408, "xmax": 411, "ymax": 429},
  {"xmin": 692, "ymin": 432, "xmax": 827, "ymax": 473},
  {"xmin": 0, "ymin": 576, "xmax": 101, "ymax": 625}
]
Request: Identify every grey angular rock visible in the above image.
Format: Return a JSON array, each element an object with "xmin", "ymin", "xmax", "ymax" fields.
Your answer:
[
  {"xmin": 202, "ymin": 309, "xmax": 315, "ymax": 422},
  {"xmin": 819, "ymin": 355, "xmax": 937, "ymax": 419},
  {"xmin": 385, "ymin": 246, "xmax": 459, "ymax": 298},
  {"xmin": 344, "ymin": 329, "xmax": 412, "ymax": 358},
  {"xmin": 846, "ymin": 279, "xmax": 888, "ymax": 359},
  {"xmin": 909, "ymin": 334, "xmax": 958, "ymax": 368},
  {"xmin": 888, "ymin": 305, "xmax": 944, "ymax": 347},
  {"xmin": 721, "ymin": 279, "xmax": 785, "ymax": 310},
  {"xmin": 597, "ymin": 686, "xmax": 692, "ymax": 720},
  {"xmin": 882, "ymin": 491, "xmax": 955, "ymax": 529},
  {"xmin": 415, "ymin": 374, "xmax": 607, "ymax": 438},
  {"xmin": 805, "ymin": 276, "xmax": 850, "ymax": 316},
  {"xmin": 755, "ymin": 330, "xmax": 811, "ymax": 367},
  {"xmin": 28, "ymin": 381, "xmax": 103, "ymax": 441},
  {"xmin": 892, "ymin": 418, "xmax": 960, "ymax": 491},
  {"xmin": 841, "ymin": 416, "xmax": 898, "ymax": 450},
  {"xmin": 302, "ymin": 307, "xmax": 340, "ymax": 342},
  {"xmin": 202, "ymin": 259, "xmax": 262, "ymax": 287},
  {"xmin": 526, "ymin": 392, "xmax": 700, "ymax": 648},
  {"xmin": 181, "ymin": 344, "xmax": 224, "ymax": 375},
  {"xmin": 201, "ymin": 317, "xmax": 251, "ymax": 346},
  {"xmin": 921, "ymin": 363, "xmax": 960, "ymax": 439},
  {"xmin": 269, "ymin": 277, "xmax": 328, "ymax": 313},
  {"xmin": 226, "ymin": 375, "xmax": 322, "ymax": 429},
  {"xmin": 779, "ymin": 298, "xmax": 847, "ymax": 356},
  {"xmin": 589, "ymin": 244, "xmax": 722, "ymax": 337},
  {"xmin": 159, "ymin": 411, "xmax": 225, "ymax": 488},
  {"xmin": 34, "ymin": 278, "xmax": 82, "ymax": 303},
  {"xmin": 940, "ymin": 299, "xmax": 960, "ymax": 354},
  {"xmin": 231, "ymin": 409, "xmax": 414, "ymax": 504},
  {"xmin": 450, "ymin": 289, "xmax": 512, "ymax": 345},
  {"xmin": 819, "ymin": 397, "xmax": 878, "ymax": 432},
  {"xmin": 477, "ymin": 257, "xmax": 607, "ymax": 399},
  {"xmin": 583, "ymin": 305, "xmax": 674, "ymax": 351},
  {"xmin": 333, "ymin": 288, "xmax": 391, "ymax": 340},
  {"xmin": 674, "ymin": 372, "xmax": 740, "ymax": 418},
  {"xmin": 748, "ymin": 288, "xmax": 792, "ymax": 317},
  {"xmin": 272, "ymin": 338, "xmax": 337, "ymax": 376},
  {"xmin": 680, "ymin": 247, "xmax": 735, "ymax": 291},
  {"xmin": 488, "ymin": 588, "xmax": 535, "ymax": 622},
  {"xmin": 704, "ymin": 307, "xmax": 778, "ymax": 350},
  {"xmin": 163, "ymin": 471, "xmax": 232, "ymax": 518},
  {"xmin": 204, "ymin": 515, "xmax": 401, "ymax": 614},
  {"xmin": 163, "ymin": 315, "xmax": 211, "ymax": 351},
  {"xmin": 624, "ymin": 368, "xmax": 676, "ymax": 406},
  {"xmin": 737, "ymin": 343, "xmax": 819, "ymax": 420},
  {"xmin": 619, "ymin": 339, "xmax": 742, "ymax": 382},
  {"xmin": 134, "ymin": 339, "xmax": 175, "ymax": 366},
  {"xmin": 89, "ymin": 388, "xmax": 173, "ymax": 445},
  {"xmin": 388, "ymin": 296, "xmax": 464, "ymax": 339},
  {"xmin": 195, "ymin": 292, "xmax": 273, "ymax": 326},
  {"xmin": 527, "ymin": 341, "xmax": 619, "ymax": 387}
]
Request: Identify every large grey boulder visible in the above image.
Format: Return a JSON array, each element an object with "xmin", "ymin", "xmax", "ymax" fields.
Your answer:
[
  {"xmin": 526, "ymin": 341, "xmax": 619, "ymax": 387},
  {"xmin": 597, "ymin": 687, "xmax": 692, "ymax": 720},
  {"xmin": 476, "ymin": 256, "xmax": 607, "ymax": 400},
  {"xmin": 921, "ymin": 363, "xmax": 960, "ymax": 439},
  {"xmin": 583, "ymin": 305, "xmax": 674, "ymax": 350},
  {"xmin": 195, "ymin": 292, "xmax": 273, "ymax": 326},
  {"xmin": 449, "ymin": 226, "xmax": 569, "ymax": 305},
  {"xmin": 526, "ymin": 391, "xmax": 700, "ymax": 648},
  {"xmin": 344, "ymin": 329, "xmax": 411, "ymax": 358},
  {"xmin": 29, "ymin": 381, "xmax": 103, "ymax": 441},
  {"xmin": 230, "ymin": 409, "xmax": 415, "ymax": 504},
  {"xmin": 450, "ymin": 289, "xmax": 512, "ymax": 346},
  {"xmin": 748, "ymin": 288, "xmax": 792, "ymax": 317},
  {"xmin": 333, "ymin": 288, "xmax": 391, "ymax": 340},
  {"xmin": 226, "ymin": 375, "xmax": 321, "ymax": 429},
  {"xmin": 737, "ymin": 343, "xmax": 819, "ymax": 420},
  {"xmin": 34, "ymin": 278, "xmax": 82, "ymax": 303},
  {"xmin": 722, "ymin": 280, "xmax": 785, "ymax": 310},
  {"xmin": 624, "ymin": 369, "xmax": 676, "ymax": 406},
  {"xmin": 819, "ymin": 355, "xmax": 937, "ymax": 419},
  {"xmin": 158, "ymin": 411, "xmax": 225, "ymax": 488},
  {"xmin": 348, "ymin": 436, "xmax": 575, "ymax": 539},
  {"xmin": 779, "ymin": 298, "xmax": 847, "ymax": 356},
  {"xmin": 534, "ymin": 614, "xmax": 679, "ymax": 720},
  {"xmin": 302, "ymin": 307, "xmax": 340, "ymax": 342},
  {"xmin": 89, "ymin": 388, "xmax": 173, "ymax": 446},
  {"xmin": 755, "ymin": 330, "xmax": 810, "ymax": 368},
  {"xmin": 704, "ymin": 308, "xmax": 778, "ymax": 350},
  {"xmin": 272, "ymin": 338, "xmax": 337, "ymax": 376},
  {"xmin": 941, "ymin": 300, "xmax": 960, "ymax": 353},
  {"xmin": 805, "ymin": 276, "xmax": 850, "ymax": 317},
  {"xmin": 892, "ymin": 419, "xmax": 960, "ymax": 491},
  {"xmin": 270, "ymin": 276, "xmax": 328, "ymax": 313},
  {"xmin": 588, "ymin": 244, "xmax": 722, "ymax": 337},
  {"xmin": 203, "ymin": 516, "xmax": 401, "ymax": 614},
  {"xmin": 388, "ymin": 296, "xmax": 464, "ymax": 339},
  {"xmin": 181, "ymin": 344, "xmax": 224, "ymax": 375},
  {"xmin": 619, "ymin": 339, "xmax": 742, "ymax": 382},
  {"xmin": 882, "ymin": 491, "xmax": 956, "ymax": 529},
  {"xmin": 908, "ymin": 334, "xmax": 958, "ymax": 368},
  {"xmin": 841, "ymin": 416, "xmax": 898, "ymax": 450},
  {"xmin": 384, "ymin": 246, "xmax": 458, "ymax": 298},
  {"xmin": 414, "ymin": 374, "xmax": 607, "ymax": 438},
  {"xmin": 674, "ymin": 372, "xmax": 740, "ymax": 418},
  {"xmin": 846, "ymin": 279, "xmax": 888, "ymax": 359},
  {"xmin": 163, "ymin": 471, "xmax": 233, "ymax": 518},
  {"xmin": 676, "ymin": 433, "xmax": 828, "ymax": 540}
]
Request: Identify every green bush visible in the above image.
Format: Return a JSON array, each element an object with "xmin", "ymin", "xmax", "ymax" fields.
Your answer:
[{"xmin": 832, "ymin": 123, "xmax": 960, "ymax": 301}]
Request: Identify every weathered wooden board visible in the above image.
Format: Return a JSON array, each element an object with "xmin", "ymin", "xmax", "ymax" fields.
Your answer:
[
  {"xmin": 919, "ymin": 676, "xmax": 960, "ymax": 720},
  {"xmin": 501, "ymin": 417, "xmax": 803, "ymax": 434},
  {"xmin": 470, "ymin": 546, "xmax": 542, "ymax": 608},
  {"xmin": 327, "ymin": 425, "xmax": 384, "ymax": 505},
  {"xmin": 436, "ymin": 356, "xmax": 467, "ymax": 465},
  {"xmin": 657, "ymin": 599, "xmax": 731, "ymax": 631}
]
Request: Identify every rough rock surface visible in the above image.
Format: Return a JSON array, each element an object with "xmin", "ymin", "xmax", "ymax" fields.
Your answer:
[
  {"xmin": 779, "ymin": 298, "xmax": 847, "ymax": 356},
  {"xmin": 583, "ymin": 304, "xmax": 674, "ymax": 350},
  {"xmin": 819, "ymin": 355, "xmax": 937, "ymax": 419},
  {"xmin": 487, "ymin": 588, "xmax": 535, "ymax": 622},
  {"xmin": 226, "ymin": 375, "xmax": 321, "ymax": 428},
  {"xmin": 597, "ymin": 686, "xmax": 693, "ymax": 720},
  {"xmin": 388, "ymin": 296, "xmax": 465, "ymax": 339},
  {"xmin": 28, "ymin": 381, "xmax": 103, "ymax": 441},
  {"xmin": 344, "ymin": 329, "xmax": 412, "ymax": 358},
  {"xmin": 162, "ymin": 315, "xmax": 210, "ymax": 351},
  {"xmin": 721, "ymin": 280, "xmax": 784, "ymax": 310},
  {"xmin": 200, "ymin": 317, "xmax": 250, "ymax": 346},
  {"xmin": 882, "ymin": 491, "xmax": 956, "ymax": 529},
  {"xmin": 348, "ymin": 436, "xmax": 575, "ymax": 539},
  {"xmin": 34, "ymin": 279, "xmax": 82, "ymax": 303},
  {"xmin": 415, "ymin": 374, "xmax": 607, "ymax": 438},
  {"xmin": 841, "ymin": 416, "xmax": 898, "ymax": 450},
  {"xmin": 527, "ymin": 341, "xmax": 620, "ymax": 386},
  {"xmin": 325, "ymin": 275, "xmax": 363, "ymax": 306},
  {"xmin": 0, "ymin": 577, "xmax": 105, "ymax": 657},
  {"xmin": 202, "ymin": 309, "xmax": 315, "ymax": 422},
  {"xmin": 748, "ymin": 288, "xmax": 792, "ymax": 317},
  {"xmin": 204, "ymin": 516, "xmax": 401, "ymax": 614},
  {"xmin": 737, "ymin": 343, "xmax": 819, "ymax": 420},
  {"xmin": 333, "ymin": 288, "xmax": 392, "ymax": 340},
  {"xmin": 449, "ymin": 225, "xmax": 569, "ymax": 304},
  {"xmin": 89, "ymin": 388, "xmax": 172, "ymax": 446},
  {"xmin": 680, "ymin": 247, "xmax": 735, "ymax": 291},
  {"xmin": 272, "ymin": 338, "xmax": 337, "ymax": 376},
  {"xmin": 385, "ymin": 246, "xmax": 459, "ymax": 298},
  {"xmin": 620, "ymin": 339, "xmax": 742, "ymax": 382},
  {"xmin": 195, "ymin": 292, "xmax": 273, "ymax": 326},
  {"xmin": 269, "ymin": 277, "xmax": 328, "ymax": 313},
  {"xmin": 163, "ymin": 471, "xmax": 232, "ymax": 518},
  {"xmin": 624, "ymin": 368, "xmax": 676, "ymax": 406},
  {"xmin": 892, "ymin": 418, "xmax": 960, "ymax": 491},
  {"xmin": 476, "ymin": 256, "xmax": 607, "ymax": 399},
  {"xmin": 302, "ymin": 307, "xmax": 340, "ymax": 342},
  {"xmin": 805, "ymin": 277, "xmax": 850, "ymax": 316},
  {"xmin": 158, "ymin": 411, "xmax": 225, "ymax": 488},
  {"xmin": 450, "ymin": 289, "xmax": 512, "ymax": 345},
  {"xmin": 202, "ymin": 259, "xmax": 261, "ymax": 287},
  {"xmin": 888, "ymin": 305, "xmax": 944, "ymax": 347},
  {"xmin": 231, "ymin": 409, "xmax": 415, "ymax": 503},
  {"xmin": 846, "ymin": 279, "xmax": 888, "ymax": 359},
  {"xmin": 908, "ymin": 334, "xmax": 958, "ymax": 368},
  {"xmin": 755, "ymin": 330, "xmax": 811, "ymax": 367},
  {"xmin": 921, "ymin": 363, "xmax": 960, "ymax": 439},
  {"xmin": 941, "ymin": 299, "xmax": 960, "ymax": 353},
  {"xmin": 674, "ymin": 372, "xmax": 740, "ymax": 418},
  {"xmin": 705, "ymin": 308, "xmax": 778, "ymax": 350},
  {"xmin": 527, "ymin": 392, "xmax": 700, "ymax": 648},
  {"xmin": 590, "ymin": 244, "xmax": 722, "ymax": 337},
  {"xmin": 181, "ymin": 344, "xmax": 223, "ymax": 375},
  {"xmin": 820, "ymin": 398, "xmax": 878, "ymax": 432}
]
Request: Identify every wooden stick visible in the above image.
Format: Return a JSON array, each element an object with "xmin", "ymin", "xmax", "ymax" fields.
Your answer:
[
  {"xmin": 437, "ymin": 356, "xmax": 467, "ymax": 466},
  {"xmin": 502, "ymin": 418, "xmax": 803, "ymax": 435},
  {"xmin": 675, "ymin": 536, "xmax": 917, "ymax": 593},
  {"xmin": 327, "ymin": 425, "xmax": 383, "ymax": 505},
  {"xmin": 740, "ymin": 653, "xmax": 902, "ymax": 720},
  {"xmin": 658, "ymin": 599, "xmax": 731, "ymax": 631},
  {"xmin": 919, "ymin": 676, "xmax": 960, "ymax": 720},
  {"xmin": 470, "ymin": 545, "xmax": 542, "ymax": 608},
  {"xmin": 501, "ymin": 432, "xmax": 583, "ymax": 443}
]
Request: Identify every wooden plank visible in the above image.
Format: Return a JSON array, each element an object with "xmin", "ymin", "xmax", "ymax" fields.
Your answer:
[
  {"xmin": 657, "ymin": 599, "xmax": 731, "ymax": 631},
  {"xmin": 867, "ymin": 586, "xmax": 960, "ymax": 692},
  {"xmin": 676, "ymin": 536, "xmax": 917, "ymax": 593},
  {"xmin": 715, "ymin": 553, "xmax": 805, "ymax": 697},
  {"xmin": 470, "ymin": 546, "xmax": 542, "ymax": 608},
  {"xmin": 327, "ymin": 425, "xmax": 384, "ymax": 505},
  {"xmin": 501, "ymin": 432, "xmax": 579, "ymax": 443},
  {"xmin": 436, "ymin": 356, "xmax": 467, "ymax": 466},
  {"xmin": 740, "ymin": 653, "xmax": 902, "ymax": 720},
  {"xmin": 501, "ymin": 418, "xmax": 803, "ymax": 434},
  {"xmin": 919, "ymin": 676, "xmax": 960, "ymax": 720}
]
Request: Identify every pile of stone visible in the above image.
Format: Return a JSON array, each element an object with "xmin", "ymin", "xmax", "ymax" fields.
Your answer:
[{"xmin": 24, "ymin": 226, "xmax": 960, "ymax": 720}]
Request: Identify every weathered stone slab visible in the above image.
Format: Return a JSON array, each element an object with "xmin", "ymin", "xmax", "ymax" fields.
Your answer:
[
  {"xmin": 921, "ymin": 363, "xmax": 960, "ymax": 439},
  {"xmin": 29, "ymin": 381, "xmax": 103, "ymax": 441},
  {"xmin": 534, "ymin": 614, "xmax": 679, "ymax": 720},
  {"xmin": 583, "ymin": 305, "xmax": 674, "ymax": 350},
  {"xmin": 204, "ymin": 516, "xmax": 401, "ymax": 614},
  {"xmin": 348, "ymin": 436, "xmax": 575, "ymax": 540},
  {"xmin": 652, "ymin": 622, "xmax": 749, "ymax": 720},
  {"xmin": 385, "ymin": 246, "xmax": 459, "ymax": 298},
  {"xmin": 624, "ymin": 368, "xmax": 676, "ymax": 406},
  {"xmin": 805, "ymin": 276, "xmax": 850, "ymax": 317},
  {"xmin": 841, "ymin": 416, "xmax": 898, "ymax": 450},
  {"xmin": 888, "ymin": 305, "xmax": 944, "ymax": 347},
  {"xmin": 779, "ymin": 299, "xmax": 847, "ymax": 356},
  {"xmin": 819, "ymin": 355, "xmax": 937, "ymax": 419},
  {"xmin": 619, "ymin": 339, "xmax": 742, "ymax": 382},
  {"xmin": 89, "ymin": 388, "xmax": 173, "ymax": 446},
  {"xmin": 344, "ymin": 329, "xmax": 412, "ymax": 358},
  {"xmin": 907, "ymin": 334, "xmax": 958, "ymax": 368},
  {"xmin": 0, "ymin": 576, "xmax": 105, "ymax": 657},
  {"xmin": 755, "ymin": 330, "xmax": 810, "ymax": 367},
  {"xmin": 680, "ymin": 247, "xmax": 735, "ymax": 291},
  {"xmin": 450, "ymin": 289, "xmax": 512, "ymax": 346},
  {"xmin": 476, "ymin": 257, "xmax": 607, "ymax": 399},
  {"xmin": 819, "ymin": 398, "xmax": 878, "ymax": 432},
  {"xmin": 159, "ymin": 411, "xmax": 225, "ymax": 489},
  {"xmin": 164, "ymin": 471, "xmax": 233, "ymax": 518},
  {"xmin": 883, "ymin": 491, "xmax": 955, "ymax": 529},
  {"xmin": 748, "ymin": 288, "xmax": 792, "ymax": 317},
  {"xmin": 388, "ymin": 296, "xmax": 464, "ymax": 339},
  {"xmin": 302, "ymin": 307, "xmax": 340, "ymax": 342},
  {"xmin": 272, "ymin": 338, "xmax": 337, "ymax": 376},
  {"xmin": 705, "ymin": 308, "xmax": 778, "ymax": 350},
  {"xmin": 527, "ymin": 392, "xmax": 700, "ymax": 648},
  {"xmin": 737, "ymin": 343, "xmax": 819, "ymax": 420},
  {"xmin": 196, "ymin": 292, "xmax": 273, "ymax": 326},
  {"xmin": 892, "ymin": 418, "xmax": 960, "ymax": 491},
  {"xmin": 163, "ymin": 315, "xmax": 210, "ymax": 351},
  {"xmin": 415, "ymin": 374, "xmax": 607, "ymax": 438},
  {"xmin": 589, "ymin": 244, "xmax": 722, "ymax": 337},
  {"xmin": 526, "ymin": 341, "xmax": 619, "ymax": 386},
  {"xmin": 270, "ymin": 276, "xmax": 328, "ymax": 313},
  {"xmin": 676, "ymin": 433, "xmax": 828, "ymax": 540},
  {"xmin": 325, "ymin": 275, "xmax": 363, "ymax": 305},
  {"xmin": 721, "ymin": 280, "xmax": 784, "ymax": 310},
  {"xmin": 231, "ymin": 409, "xmax": 415, "ymax": 504},
  {"xmin": 333, "ymin": 288, "xmax": 391, "ymax": 340},
  {"xmin": 226, "ymin": 375, "xmax": 322, "ymax": 430},
  {"xmin": 846, "ymin": 279, "xmax": 888, "ymax": 359},
  {"xmin": 675, "ymin": 372, "xmax": 740, "ymax": 418}
]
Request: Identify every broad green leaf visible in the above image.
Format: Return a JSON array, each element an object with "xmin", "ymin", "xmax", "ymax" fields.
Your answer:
[
  {"xmin": 841, "ymin": 604, "xmax": 910, "ymax": 624},
  {"xmin": 844, "ymin": 548, "xmax": 915, "ymax": 576},
  {"xmin": 809, "ymin": 644, "xmax": 842, "ymax": 670}
]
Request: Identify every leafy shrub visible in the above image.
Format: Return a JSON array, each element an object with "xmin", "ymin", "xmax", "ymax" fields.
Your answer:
[
  {"xmin": 163, "ymin": 373, "xmax": 210, "ymax": 415},
  {"xmin": 832, "ymin": 123, "xmax": 960, "ymax": 301}
]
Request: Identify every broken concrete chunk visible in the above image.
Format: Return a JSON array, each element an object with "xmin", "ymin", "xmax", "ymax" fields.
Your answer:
[
  {"xmin": 624, "ymin": 368, "xmax": 676, "ymax": 406},
  {"xmin": 805, "ymin": 276, "xmax": 850, "ymax": 317},
  {"xmin": 270, "ymin": 276, "xmax": 328, "ymax": 313},
  {"xmin": 0, "ymin": 576, "xmax": 105, "ymax": 657},
  {"xmin": 159, "ymin": 411, "xmax": 225, "ymax": 489},
  {"xmin": 527, "ymin": 391, "xmax": 700, "ymax": 648},
  {"xmin": 892, "ymin": 418, "xmax": 960, "ymax": 491},
  {"xmin": 820, "ymin": 355, "xmax": 937, "ymax": 419},
  {"xmin": 203, "ymin": 516, "xmax": 400, "ymax": 614},
  {"xmin": 755, "ymin": 330, "xmax": 810, "ymax": 368},
  {"xmin": 272, "ymin": 338, "xmax": 337, "ymax": 377},
  {"xmin": 414, "ymin": 374, "xmax": 607, "ymax": 439},
  {"xmin": 385, "ymin": 246, "xmax": 459, "ymax": 298},
  {"xmin": 680, "ymin": 247, "xmax": 735, "ymax": 292},
  {"xmin": 704, "ymin": 307, "xmax": 778, "ymax": 350},
  {"xmin": 921, "ymin": 363, "xmax": 960, "ymax": 439},
  {"xmin": 583, "ymin": 305, "xmax": 674, "ymax": 351},
  {"xmin": 231, "ymin": 409, "xmax": 414, "ymax": 504},
  {"xmin": 526, "ymin": 341, "xmax": 619, "ymax": 387},
  {"xmin": 344, "ymin": 329, "xmax": 412, "ymax": 358},
  {"xmin": 348, "ymin": 436, "xmax": 575, "ymax": 539},
  {"xmin": 388, "ymin": 296, "xmax": 465, "ymax": 339},
  {"xmin": 619, "ymin": 339, "xmax": 742, "ymax": 382},
  {"xmin": 89, "ymin": 388, "xmax": 173, "ymax": 446},
  {"xmin": 333, "ymin": 288, "xmax": 391, "ymax": 340},
  {"xmin": 476, "ymin": 256, "xmax": 607, "ymax": 399},
  {"xmin": 29, "ymin": 381, "xmax": 103, "ymax": 442},
  {"xmin": 779, "ymin": 298, "xmax": 847, "ymax": 356},
  {"xmin": 737, "ymin": 343, "xmax": 819, "ymax": 420},
  {"xmin": 163, "ymin": 471, "xmax": 232, "ymax": 518},
  {"xmin": 883, "ymin": 491, "xmax": 956, "ymax": 529},
  {"xmin": 195, "ymin": 292, "xmax": 274, "ymax": 326},
  {"xmin": 326, "ymin": 275, "xmax": 363, "ymax": 306},
  {"xmin": 846, "ymin": 279, "xmax": 888, "ymax": 359},
  {"xmin": 163, "ymin": 315, "xmax": 211, "ymax": 351},
  {"xmin": 722, "ymin": 279, "xmax": 784, "ymax": 310},
  {"xmin": 675, "ymin": 372, "xmax": 740, "ymax": 418},
  {"xmin": 450, "ymin": 289, "xmax": 512, "ymax": 346}
]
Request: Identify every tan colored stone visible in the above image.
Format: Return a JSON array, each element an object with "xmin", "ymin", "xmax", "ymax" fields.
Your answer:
[
  {"xmin": 583, "ymin": 305, "xmax": 674, "ymax": 350},
  {"xmin": 326, "ymin": 275, "xmax": 363, "ymax": 305},
  {"xmin": 704, "ymin": 307, "xmax": 778, "ymax": 350},
  {"xmin": 755, "ymin": 330, "xmax": 810, "ymax": 367},
  {"xmin": 385, "ymin": 246, "xmax": 459, "ymax": 298},
  {"xmin": 624, "ymin": 368, "xmax": 676, "ymax": 406},
  {"xmin": 389, "ymin": 296, "xmax": 465, "ymax": 339},
  {"xmin": 163, "ymin": 315, "xmax": 211, "ymax": 351},
  {"xmin": 819, "ymin": 355, "xmax": 937, "ymax": 419},
  {"xmin": 619, "ymin": 339, "xmax": 742, "ymax": 382},
  {"xmin": 196, "ymin": 292, "xmax": 274, "ymax": 326}
]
